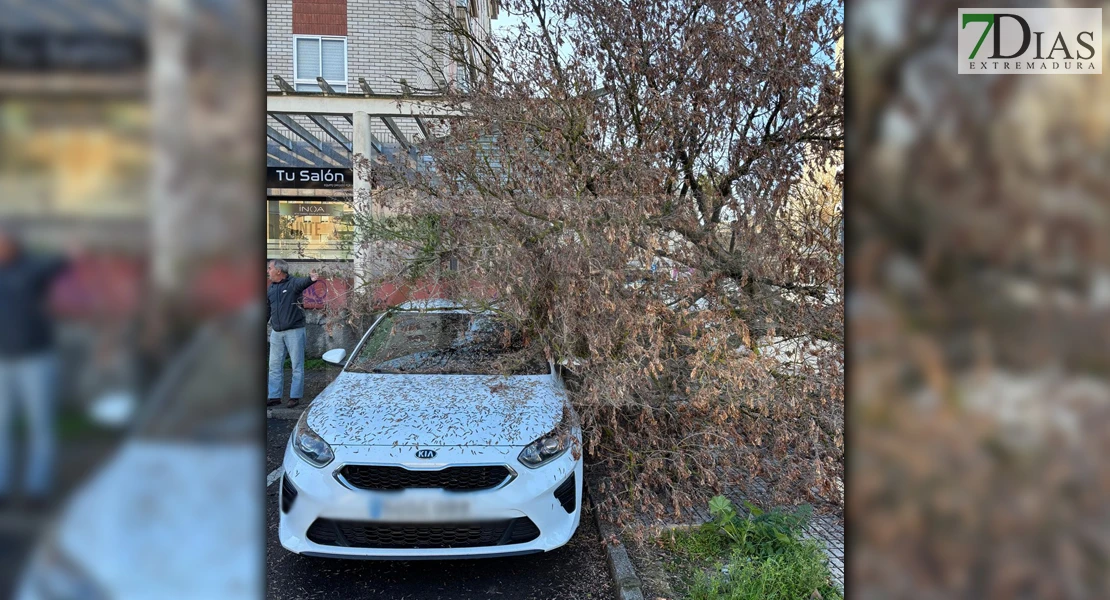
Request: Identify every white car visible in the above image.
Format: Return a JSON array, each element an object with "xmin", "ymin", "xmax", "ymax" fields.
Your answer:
[
  {"xmin": 17, "ymin": 314, "xmax": 260, "ymax": 600},
  {"xmin": 279, "ymin": 302, "xmax": 583, "ymax": 559}
]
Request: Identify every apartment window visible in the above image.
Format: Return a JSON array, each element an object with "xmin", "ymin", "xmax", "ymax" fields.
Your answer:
[
  {"xmin": 456, "ymin": 61, "xmax": 471, "ymax": 93},
  {"xmin": 294, "ymin": 36, "xmax": 347, "ymax": 92}
]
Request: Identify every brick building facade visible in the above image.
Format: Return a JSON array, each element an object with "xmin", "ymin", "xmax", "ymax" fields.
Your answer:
[
  {"xmin": 266, "ymin": 0, "xmax": 498, "ymax": 264},
  {"xmin": 267, "ymin": 0, "xmax": 497, "ymax": 96}
]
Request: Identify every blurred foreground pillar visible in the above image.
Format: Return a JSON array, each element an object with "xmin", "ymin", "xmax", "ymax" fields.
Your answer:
[{"xmin": 151, "ymin": 0, "xmax": 190, "ymax": 297}]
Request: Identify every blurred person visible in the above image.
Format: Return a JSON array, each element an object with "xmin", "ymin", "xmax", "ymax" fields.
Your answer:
[
  {"xmin": 266, "ymin": 259, "xmax": 319, "ymax": 408},
  {"xmin": 0, "ymin": 228, "xmax": 72, "ymax": 505},
  {"xmin": 15, "ymin": 307, "xmax": 261, "ymax": 600},
  {"xmin": 0, "ymin": 0, "xmax": 262, "ymax": 593}
]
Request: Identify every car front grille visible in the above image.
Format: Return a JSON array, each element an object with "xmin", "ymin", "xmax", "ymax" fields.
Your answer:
[
  {"xmin": 554, "ymin": 473, "xmax": 576, "ymax": 513},
  {"xmin": 281, "ymin": 476, "xmax": 298, "ymax": 513},
  {"xmin": 306, "ymin": 517, "xmax": 541, "ymax": 549},
  {"xmin": 338, "ymin": 465, "xmax": 513, "ymax": 491}
]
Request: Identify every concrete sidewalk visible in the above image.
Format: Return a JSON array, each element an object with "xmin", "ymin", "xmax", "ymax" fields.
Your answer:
[{"xmin": 266, "ymin": 366, "xmax": 339, "ymax": 417}]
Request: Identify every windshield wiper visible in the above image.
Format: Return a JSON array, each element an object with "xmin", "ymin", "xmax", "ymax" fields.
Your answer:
[{"xmin": 438, "ymin": 347, "xmax": 460, "ymax": 371}]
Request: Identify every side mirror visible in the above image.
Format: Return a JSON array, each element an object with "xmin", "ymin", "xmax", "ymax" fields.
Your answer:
[
  {"xmin": 88, "ymin": 391, "xmax": 138, "ymax": 429},
  {"xmin": 322, "ymin": 348, "xmax": 347, "ymax": 365}
]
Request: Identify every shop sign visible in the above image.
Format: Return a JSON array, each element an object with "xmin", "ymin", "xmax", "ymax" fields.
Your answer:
[
  {"xmin": 279, "ymin": 203, "xmax": 347, "ymax": 217},
  {"xmin": 267, "ymin": 167, "xmax": 352, "ymax": 189}
]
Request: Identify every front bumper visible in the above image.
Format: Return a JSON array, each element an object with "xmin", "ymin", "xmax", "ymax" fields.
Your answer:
[{"xmin": 278, "ymin": 438, "xmax": 583, "ymax": 559}]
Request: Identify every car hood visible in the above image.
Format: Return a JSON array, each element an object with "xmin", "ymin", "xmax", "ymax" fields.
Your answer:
[
  {"xmin": 48, "ymin": 441, "xmax": 258, "ymax": 600},
  {"xmin": 307, "ymin": 372, "xmax": 565, "ymax": 447}
]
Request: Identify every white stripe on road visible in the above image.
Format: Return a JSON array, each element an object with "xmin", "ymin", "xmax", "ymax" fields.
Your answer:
[{"xmin": 267, "ymin": 466, "xmax": 284, "ymax": 488}]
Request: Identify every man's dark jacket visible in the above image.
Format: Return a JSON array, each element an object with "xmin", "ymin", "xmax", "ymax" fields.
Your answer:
[
  {"xmin": 266, "ymin": 276, "xmax": 317, "ymax": 332},
  {"xmin": 0, "ymin": 252, "xmax": 68, "ymax": 358}
]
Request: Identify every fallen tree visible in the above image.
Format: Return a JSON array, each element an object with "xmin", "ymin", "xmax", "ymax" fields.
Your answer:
[{"xmin": 357, "ymin": 0, "xmax": 843, "ymax": 523}]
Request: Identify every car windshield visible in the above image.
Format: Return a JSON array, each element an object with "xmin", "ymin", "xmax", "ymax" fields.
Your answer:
[{"xmin": 346, "ymin": 311, "xmax": 549, "ymax": 375}]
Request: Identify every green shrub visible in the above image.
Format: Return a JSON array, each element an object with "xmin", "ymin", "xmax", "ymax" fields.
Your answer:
[
  {"xmin": 664, "ymin": 523, "xmax": 729, "ymax": 563},
  {"xmin": 283, "ymin": 357, "xmax": 328, "ymax": 371},
  {"xmin": 710, "ymin": 496, "xmax": 812, "ymax": 560},
  {"xmin": 688, "ymin": 540, "xmax": 839, "ymax": 600},
  {"xmin": 672, "ymin": 496, "xmax": 841, "ymax": 600}
]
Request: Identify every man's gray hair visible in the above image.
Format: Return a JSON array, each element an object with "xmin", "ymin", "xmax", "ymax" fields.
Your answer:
[{"xmin": 269, "ymin": 259, "xmax": 289, "ymax": 275}]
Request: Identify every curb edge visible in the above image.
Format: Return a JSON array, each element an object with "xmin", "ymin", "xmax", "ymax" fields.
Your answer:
[
  {"xmin": 267, "ymin": 407, "xmax": 306, "ymax": 420},
  {"xmin": 586, "ymin": 477, "xmax": 645, "ymax": 600}
]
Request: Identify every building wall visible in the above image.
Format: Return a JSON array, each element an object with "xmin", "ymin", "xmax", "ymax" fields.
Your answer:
[
  {"xmin": 268, "ymin": 0, "xmax": 445, "ymax": 95},
  {"xmin": 267, "ymin": 0, "xmax": 294, "ymax": 92},
  {"xmin": 293, "ymin": 0, "xmax": 348, "ymax": 36},
  {"xmin": 267, "ymin": 0, "xmax": 494, "ymax": 261},
  {"xmin": 303, "ymin": 308, "xmax": 359, "ymax": 358},
  {"xmin": 347, "ymin": 0, "xmax": 431, "ymax": 94},
  {"xmin": 268, "ymin": 0, "xmax": 493, "ymax": 95},
  {"xmin": 268, "ymin": 0, "xmax": 449, "ymax": 144}
]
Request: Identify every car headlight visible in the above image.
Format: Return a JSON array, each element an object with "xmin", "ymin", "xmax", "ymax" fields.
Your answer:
[
  {"xmin": 518, "ymin": 421, "xmax": 573, "ymax": 468},
  {"xmin": 293, "ymin": 410, "xmax": 333, "ymax": 467},
  {"xmin": 26, "ymin": 530, "xmax": 108, "ymax": 600}
]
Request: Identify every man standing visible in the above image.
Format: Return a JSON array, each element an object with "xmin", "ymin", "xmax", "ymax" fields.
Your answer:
[
  {"xmin": 266, "ymin": 259, "xmax": 319, "ymax": 408},
  {"xmin": 0, "ymin": 228, "xmax": 70, "ymax": 503}
]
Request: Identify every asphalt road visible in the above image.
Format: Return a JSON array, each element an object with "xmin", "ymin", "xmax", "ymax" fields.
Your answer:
[{"xmin": 266, "ymin": 418, "xmax": 614, "ymax": 600}]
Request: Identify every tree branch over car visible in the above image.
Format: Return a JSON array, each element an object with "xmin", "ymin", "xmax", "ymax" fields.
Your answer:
[{"xmin": 365, "ymin": 0, "xmax": 843, "ymax": 524}]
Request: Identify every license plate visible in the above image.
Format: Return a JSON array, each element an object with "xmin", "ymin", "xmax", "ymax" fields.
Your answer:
[{"xmin": 369, "ymin": 496, "xmax": 472, "ymax": 521}]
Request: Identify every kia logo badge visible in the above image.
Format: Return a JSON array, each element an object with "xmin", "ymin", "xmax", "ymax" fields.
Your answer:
[{"xmin": 415, "ymin": 449, "xmax": 437, "ymax": 459}]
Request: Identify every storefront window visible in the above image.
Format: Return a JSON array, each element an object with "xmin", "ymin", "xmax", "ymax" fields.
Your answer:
[
  {"xmin": 0, "ymin": 100, "xmax": 149, "ymax": 219},
  {"xmin": 267, "ymin": 200, "xmax": 355, "ymax": 260}
]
